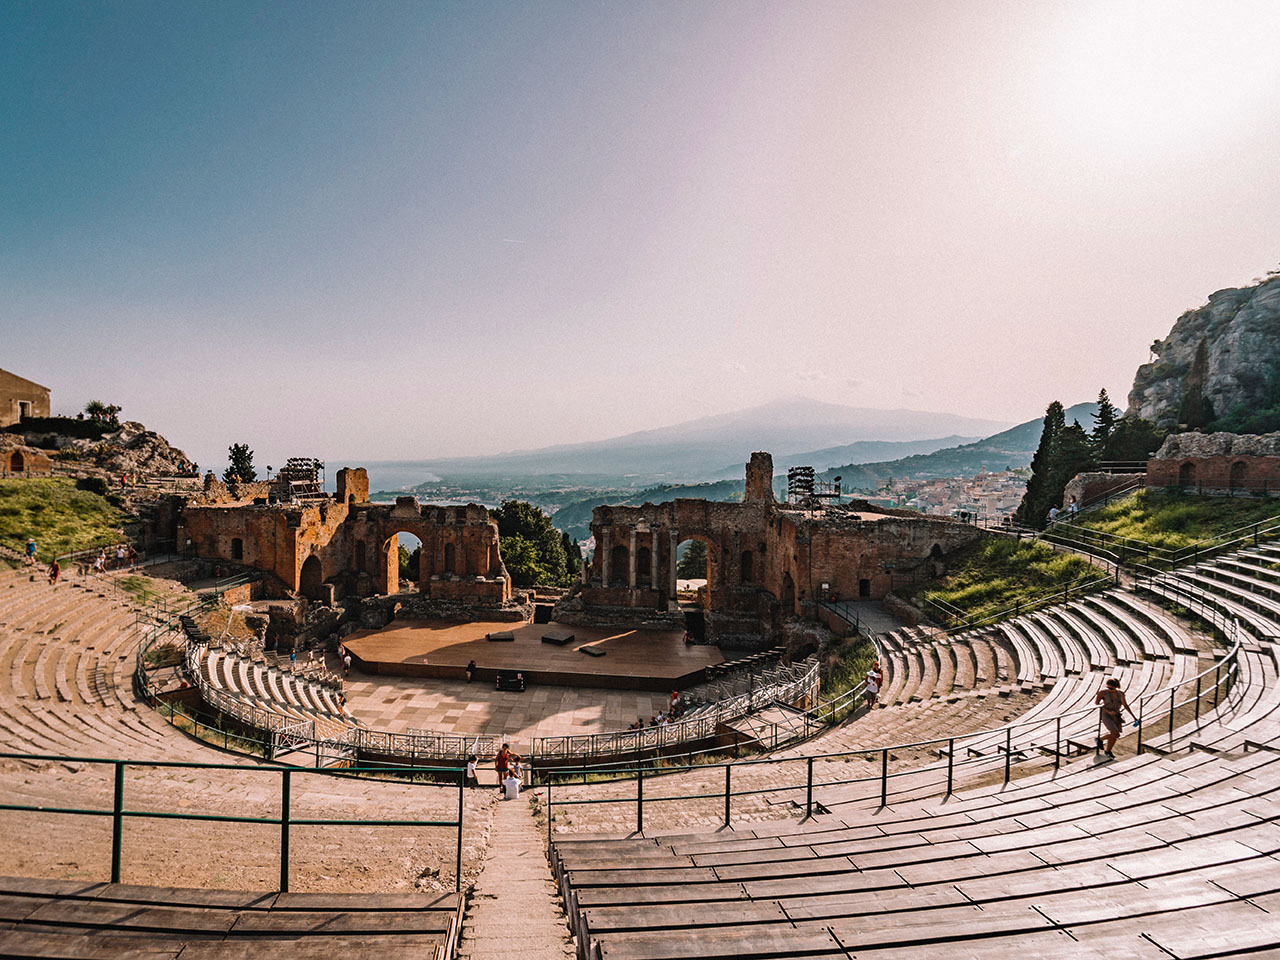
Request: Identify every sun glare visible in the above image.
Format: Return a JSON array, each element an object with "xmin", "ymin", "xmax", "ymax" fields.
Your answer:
[{"xmin": 1043, "ymin": 1, "xmax": 1280, "ymax": 159}]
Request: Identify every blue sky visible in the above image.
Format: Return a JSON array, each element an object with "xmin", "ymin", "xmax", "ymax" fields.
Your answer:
[{"xmin": 4, "ymin": 1, "xmax": 1280, "ymax": 473}]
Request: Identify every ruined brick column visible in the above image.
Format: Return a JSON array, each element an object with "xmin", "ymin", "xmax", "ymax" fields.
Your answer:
[
  {"xmin": 650, "ymin": 527, "xmax": 659, "ymax": 586},
  {"xmin": 629, "ymin": 529, "xmax": 638, "ymax": 588},
  {"xmin": 600, "ymin": 525, "xmax": 611, "ymax": 585},
  {"xmin": 668, "ymin": 528, "xmax": 679, "ymax": 598}
]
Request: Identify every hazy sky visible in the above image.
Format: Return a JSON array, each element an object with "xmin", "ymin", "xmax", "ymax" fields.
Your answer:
[{"xmin": 5, "ymin": 0, "xmax": 1279, "ymax": 473}]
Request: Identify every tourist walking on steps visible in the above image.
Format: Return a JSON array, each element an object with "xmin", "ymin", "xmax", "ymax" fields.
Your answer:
[
  {"xmin": 48, "ymin": 559, "xmax": 60, "ymax": 586},
  {"xmin": 24, "ymin": 537, "xmax": 36, "ymax": 566},
  {"xmin": 494, "ymin": 743, "xmax": 511, "ymax": 793},
  {"xmin": 865, "ymin": 670, "xmax": 880, "ymax": 708},
  {"xmin": 1095, "ymin": 677, "xmax": 1135, "ymax": 759}
]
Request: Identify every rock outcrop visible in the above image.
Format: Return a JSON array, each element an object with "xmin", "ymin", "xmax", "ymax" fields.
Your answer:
[
  {"xmin": 1127, "ymin": 275, "xmax": 1280, "ymax": 430},
  {"xmin": 10, "ymin": 420, "xmax": 196, "ymax": 477}
]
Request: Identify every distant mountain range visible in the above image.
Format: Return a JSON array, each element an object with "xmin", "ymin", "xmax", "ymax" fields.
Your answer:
[
  {"xmin": 387, "ymin": 398, "xmax": 1012, "ymax": 485},
  {"xmin": 817, "ymin": 401, "xmax": 1100, "ymax": 488},
  {"xmin": 547, "ymin": 403, "xmax": 1096, "ymax": 539}
]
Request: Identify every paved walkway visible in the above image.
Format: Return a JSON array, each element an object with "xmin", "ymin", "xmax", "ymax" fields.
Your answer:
[{"xmin": 458, "ymin": 792, "xmax": 575, "ymax": 960}]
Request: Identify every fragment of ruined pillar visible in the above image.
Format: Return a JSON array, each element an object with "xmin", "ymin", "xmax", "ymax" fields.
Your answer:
[{"xmin": 629, "ymin": 530, "xmax": 638, "ymax": 588}]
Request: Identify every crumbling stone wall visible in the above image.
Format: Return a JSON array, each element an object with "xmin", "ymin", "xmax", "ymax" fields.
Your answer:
[
  {"xmin": 177, "ymin": 467, "xmax": 512, "ymax": 607},
  {"xmin": 578, "ymin": 453, "xmax": 983, "ymax": 644},
  {"xmin": 1145, "ymin": 432, "xmax": 1280, "ymax": 495}
]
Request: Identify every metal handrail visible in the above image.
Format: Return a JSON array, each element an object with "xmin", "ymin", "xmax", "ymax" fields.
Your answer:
[
  {"xmin": 542, "ymin": 578, "xmax": 1246, "ymax": 824},
  {"xmin": 0, "ymin": 752, "xmax": 466, "ymax": 893}
]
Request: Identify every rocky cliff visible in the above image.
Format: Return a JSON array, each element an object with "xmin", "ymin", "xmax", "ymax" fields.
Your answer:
[
  {"xmin": 1127, "ymin": 275, "xmax": 1280, "ymax": 430},
  {"xmin": 8, "ymin": 420, "xmax": 195, "ymax": 477}
]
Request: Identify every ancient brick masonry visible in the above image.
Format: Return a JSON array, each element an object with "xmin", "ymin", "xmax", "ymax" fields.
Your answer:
[
  {"xmin": 177, "ymin": 467, "xmax": 512, "ymax": 606},
  {"xmin": 1145, "ymin": 432, "xmax": 1280, "ymax": 495},
  {"xmin": 573, "ymin": 452, "xmax": 982, "ymax": 644}
]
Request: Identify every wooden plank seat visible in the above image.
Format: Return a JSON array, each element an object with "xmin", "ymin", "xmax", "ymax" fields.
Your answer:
[{"xmin": 0, "ymin": 877, "xmax": 461, "ymax": 959}]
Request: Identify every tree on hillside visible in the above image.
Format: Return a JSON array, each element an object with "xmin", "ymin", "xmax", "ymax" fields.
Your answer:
[
  {"xmin": 1050, "ymin": 421, "xmax": 1097, "ymax": 497},
  {"xmin": 1014, "ymin": 401, "xmax": 1065, "ymax": 528},
  {"xmin": 1177, "ymin": 337, "xmax": 1215, "ymax": 430},
  {"xmin": 491, "ymin": 500, "xmax": 569, "ymax": 587},
  {"xmin": 1211, "ymin": 358, "xmax": 1280, "ymax": 435},
  {"xmin": 561, "ymin": 531, "xmax": 581, "ymax": 578},
  {"xmin": 1100, "ymin": 416, "xmax": 1166, "ymax": 462},
  {"xmin": 1092, "ymin": 389, "xmax": 1119, "ymax": 448},
  {"xmin": 223, "ymin": 443, "xmax": 258, "ymax": 483},
  {"xmin": 676, "ymin": 539, "xmax": 708, "ymax": 579}
]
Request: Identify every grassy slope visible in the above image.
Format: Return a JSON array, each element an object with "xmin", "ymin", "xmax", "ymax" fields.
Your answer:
[
  {"xmin": 1068, "ymin": 489, "xmax": 1280, "ymax": 556},
  {"xmin": 0, "ymin": 478, "xmax": 127, "ymax": 561},
  {"xmin": 902, "ymin": 536, "xmax": 1099, "ymax": 625}
]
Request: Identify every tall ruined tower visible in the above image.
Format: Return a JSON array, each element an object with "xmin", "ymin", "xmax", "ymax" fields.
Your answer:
[{"xmin": 744, "ymin": 451, "xmax": 775, "ymax": 503}]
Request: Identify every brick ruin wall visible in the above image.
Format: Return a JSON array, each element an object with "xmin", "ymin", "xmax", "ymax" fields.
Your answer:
[
  {"xmin": 1146, "ymin": 455, "xmax": 1280, "ymax": 495},
  {"xmin": 566, "ymin": 454, "xmax": 984, "ymax": 646},
  {"xmin": 177, "ymin": 467, "xmax": 511, "ymax": 608}
]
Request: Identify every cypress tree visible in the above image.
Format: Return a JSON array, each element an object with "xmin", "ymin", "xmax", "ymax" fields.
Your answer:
[
  {"xmin": 1015, "ymin": 401, "xmax": 1065, "ymax": 529},
  {"xmin": 1092, "ymin": 388, "xmax": 1119, "ymax": 449}
]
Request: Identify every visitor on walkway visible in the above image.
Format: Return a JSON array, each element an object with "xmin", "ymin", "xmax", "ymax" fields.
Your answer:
[
  {"xmin": 502, "ymin": 770, "xmax": 521, "ymax": 800},
  {"xmin": 865, "ymin": 671, "xmax": 879, "ymax": 708},
  {"xmin": 511, "ymin": 755, "xmax": 523, "ymax": 782},
  {"xmin": 24, "ymin": 538, "xmax": 36, "ymax": 565},
  {"xmin": 1095, "ymin": 677, "xmax": 1135, "ymax": 760},
  {"xmin": 494, "ymin": 743, "xmax": 511, "ymax": 794},
  {"xmin": 1047, "ymin": 505, "xmax": 1060, "ymax": 523},
  {"xmin": 116, "ymin": 544, "xmax": 126, "ymax": 568},
  {"xmin": 342, "ymin": 650, "xmax": 352, "ymax": 676},
  {"xmin": 465, "ymin": 754, "xmax": 479, "ymax": 788},
  {"xmin": 466, "ymin": 659, "xmax": 476, "ymax": 682},
  {"xmin": 48, "ymin": 559, "xmax": 60, "ymax": 586},
  {"xmin": 127, "ymin": 544, "xmax": 137, "ymax": 566},
  {"xmin": 93, "ymin": 551, "xmax": 106, "ymax": 574},
  {"xmin": 1068, "ymin": 496, "xmax": 1079, "ymax": 516}
]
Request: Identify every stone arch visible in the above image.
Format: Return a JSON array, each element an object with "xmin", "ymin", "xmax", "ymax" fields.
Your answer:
[
  {"xmin": 929, "ymin": 543, "xmax": 944, "ymax": 560},
  {"xmin": 230, "ymin": 537, "xmax": 243, "ymax": 561},
  {"xmin": 9, "ymin": 451, "xmax": 24, "ymax": 473},
  {"xmin": 859, "ymin": 577, "xmax": 872, "ymax": 599},
  {"xmin": 1179, "ymin": 461, "xmax": 1196, "ymax": 488},
  {"xmin": 1230, "ymin": 460, "xmax": 1247, "ymax": 490},
  {"xmin": 443, "ymin": 542, "xmax": 456, "ymax": 574},
  {"xmin": 383, "ymin": 531, "xmax": 423, "ymax": 594},
  {"xmin": 740, "ymin": 549, "xmax": 753, "ymax": 583},
  {"xmin": 299, "ymin": 555, "xmax": 324, "ymax": 601},
  {"xmin": 354, "ymin": 539, "xmax": 366, "ymax": 573},
  {"xmin": 609, "ymin": 544, "xmax": 630, "ymax": 587}
]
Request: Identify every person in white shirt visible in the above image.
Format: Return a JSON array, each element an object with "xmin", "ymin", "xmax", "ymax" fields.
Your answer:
[
  {"xmin": 465, "ymin": 754, "xmax": 479, "ymax": 789},
  {"xmin": 503, "ymin": 772, "xmax": 521, "ymax": 800}
]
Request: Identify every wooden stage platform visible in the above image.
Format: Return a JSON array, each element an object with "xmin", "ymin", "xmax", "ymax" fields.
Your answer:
[{"xmin": 342, "ymin": 619, "xmax": 724, "ymax": 691}]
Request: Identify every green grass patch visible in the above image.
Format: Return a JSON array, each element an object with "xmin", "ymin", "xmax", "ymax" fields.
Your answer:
[
  {"xmin": 0, "ymin": 477, "xmax": 126, "ymax": 560},
  {"xmin": 903, "ymin": 536, "xmax": 1101, "ymax": 627},
  {"xmin": 1068, "ymin": 489, "xmax": 1280, "ymax": 560},
  {"xmin": 820, "ymin": 632, "xmax": 878, "ymax": 701},
  {"xmin": 117, "ymin": 574, "xmax": 165, "ymax": 605}
]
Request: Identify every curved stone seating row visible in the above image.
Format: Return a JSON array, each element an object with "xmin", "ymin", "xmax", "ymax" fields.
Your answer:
[
  {"xmin": 550, "ymin": 594, "xmax": 1278, "ymax": 960},
  {"xmin": 0, "ymin": 875, "xmax": 462, "ymax": 960},
  {"xmin": 0, "ymin": 570, "xmax": 221, "ymax": 761},
  {"xmin": 196, "ymin": 643, "xmax": 356, "ymax": 742}
]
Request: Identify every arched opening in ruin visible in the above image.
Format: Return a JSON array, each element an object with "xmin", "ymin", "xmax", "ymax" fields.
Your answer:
[
  {"xmin": 354, "ymin": 539, "xmax": 366, "ymax": 574},
  {"xmin": 10, "ymin": 451, "xmax": 24, "ymax": 472},
  {"xmin": 635, "ymin": 545, "xmax": 652, "ymax": 587},
  {"xmin": 443, "ymin": 542, "xmax": 456, "ymax": 575},
  {"xmin": 859, "ymin": 578, "xmax": 872, "ymax": 599},
  {"xmin": 383, "ymin": 532, "xmax": 423, "ymax": 595},
  {"xmin": 740, "ymin": 550, "xmax": 753, "ymax": 584},
  {"xmin": 1179, "ymin": 461, "xmax": 1197, "ymax": 488},
  {"xmin": 676, "ymin": 537, "xmax": 715, "ymax": 609},
  {"xmin": 609, "ymin": 544, "xmax": 630, "ymax": 587},
  {"xmin": 780, "ymin": 570, "xmax": 796, "ymax": 614},
  {"xmin": 230, "ymin": 538, "xmax": 243, "ymax": 561},
  {"xmin": 299, "ymin": 555, "xmax": 324, "ymax": 601},
  {"xmin": 1230, "ymin": 460, "xmax": 1247, "ymax": 491}
]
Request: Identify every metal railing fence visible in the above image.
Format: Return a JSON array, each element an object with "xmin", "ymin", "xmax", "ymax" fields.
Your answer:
[
  {"xmin": 543, "ymin": 623, "xmax": 1243, "ymax": 838},
  {"xmin": 0, "ymin": 753, "xmax": 465, "ymax": 893}
]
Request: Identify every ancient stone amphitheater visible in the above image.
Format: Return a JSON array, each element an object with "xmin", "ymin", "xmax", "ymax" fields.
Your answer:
[{"xmin": 3, "ymin": 533, "xmax": 1280, "ymax": 958}]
